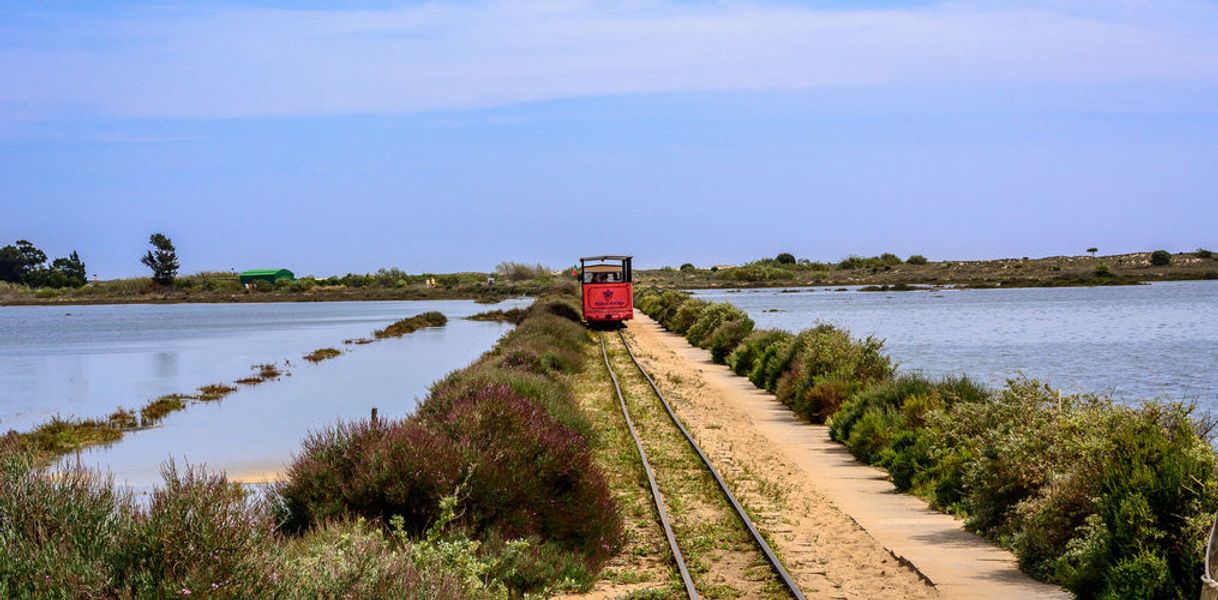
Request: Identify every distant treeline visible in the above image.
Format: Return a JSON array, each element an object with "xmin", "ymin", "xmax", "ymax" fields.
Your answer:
[{"xmin": 0, "ymin": 240, "xmax": 87, "ymax": 288}]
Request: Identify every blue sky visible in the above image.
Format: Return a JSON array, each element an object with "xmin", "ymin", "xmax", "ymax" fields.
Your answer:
[{"xmin": 3, "ymin": 1, "xmax": 1217, "ymax": 276}]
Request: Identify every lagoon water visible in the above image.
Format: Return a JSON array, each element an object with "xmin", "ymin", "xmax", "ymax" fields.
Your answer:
[
  {"xmin": 693, "ymin": 281, "xmax": 1218, "ymax": 406},
  {"xmin": 0, "ymin": 299, "xmax": 527, "ymax": 487}
]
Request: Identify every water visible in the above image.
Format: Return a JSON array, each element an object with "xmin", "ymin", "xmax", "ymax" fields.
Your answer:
[
  {"xmin": 0, "ymin": 299, "xmax": 528, "ymax": 487},
  {"xmin": 693, "ymin": 281, "xmax": 1218, "ymax": 406}
]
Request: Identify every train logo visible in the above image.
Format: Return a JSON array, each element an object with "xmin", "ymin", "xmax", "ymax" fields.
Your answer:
[{"xmin": 602, "ymin": 289, "xmax": 614, "ymax": 300}]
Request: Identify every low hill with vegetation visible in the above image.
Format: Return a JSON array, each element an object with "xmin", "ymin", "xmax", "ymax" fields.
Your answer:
[{"xmin": 643, "ymin": 249, "xmax": 1218, "ymax": 290}]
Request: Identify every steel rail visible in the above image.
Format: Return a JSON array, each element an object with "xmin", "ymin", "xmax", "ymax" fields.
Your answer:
[
  {"xmin": 599, "ymin": 332, "xmax": 699, "ymax": 600},
  {"xmin": 615, "ymin": 328, "xmax": 808, "ymax": 600}
]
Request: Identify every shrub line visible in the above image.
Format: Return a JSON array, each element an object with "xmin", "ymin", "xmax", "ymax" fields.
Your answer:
[{"xmin": 635, "ymin": 287, "xmax": 1218, "ymax": 599}]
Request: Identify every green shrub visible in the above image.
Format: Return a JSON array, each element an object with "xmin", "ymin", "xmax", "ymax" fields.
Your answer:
[
  {"xmin": 277, "ymin": 519, "xmax": 479, "ymax": 599},
  {"xmin": 752, "ymin": 333, "xmax": 799, "ymax": 392},
  {"xmin": 666, "ymin": 299, "xmax": 709, "ymax": 334},
  {"xmin": 838, "ymin": 254, "xmax": 903, "ymax": 270},
  {"xmin": 716, "ymin": 263, "xmax": 790, "ymax": 282},
  {"xmin": 727, "ymin": 329, "xmax": 790, "ymax": 377},
  {"xmin": 1150, "ymin": 250, "xmax": 1172, "ymax": 266},
  {"xmin": 705, "ymin": 318, "xmax": 755, "ymax": 364},
  {"xmin": 1197, "ymin": 248, "xmax": 1214, "ymax": 259},
  {"xmin": 907, "ymin": 254, "xmax": 929, "ymax": 265},
  {"xmin": 685, "ymin": 303, "xmax": 750, "ymax": 348},
  {"xmin": 830, "ymin": 374, "xmax": 940, "ymax": 442},
  {"xmin": 774, "ymin": 325, "xmax": 893, "ymax": 422},
  {"xmin": 679, "ymin": 263, "xmax": 695, "ymax": 271},
  {"xmin": 774, "ymin": 252, "xmax": 796, "ymax": 265}
]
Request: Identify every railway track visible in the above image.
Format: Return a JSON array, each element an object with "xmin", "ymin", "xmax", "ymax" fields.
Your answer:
[{"xmin": 599, "ymin": 329, "xmax": 806, "ymax": 600}]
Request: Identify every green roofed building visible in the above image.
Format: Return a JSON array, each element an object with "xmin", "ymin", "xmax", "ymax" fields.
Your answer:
[{"xmin": 239, "ymin": 269, "xmax": 295, "ymax": 285}]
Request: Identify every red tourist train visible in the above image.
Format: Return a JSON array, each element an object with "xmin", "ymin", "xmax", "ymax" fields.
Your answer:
[{"xmin": 579, "ymin": 255, "xmax": 633, "ymax": 324}]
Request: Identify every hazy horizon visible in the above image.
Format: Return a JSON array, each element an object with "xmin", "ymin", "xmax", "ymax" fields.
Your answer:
[{"xmin": 4, "ymin": 0, "xmax": 1217, "ymax": 277}]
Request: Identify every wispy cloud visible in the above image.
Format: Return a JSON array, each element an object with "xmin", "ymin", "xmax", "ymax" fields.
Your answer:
[{"xmin": 3, "ymin": 0, "xmax": 1218, "ymax": 121}]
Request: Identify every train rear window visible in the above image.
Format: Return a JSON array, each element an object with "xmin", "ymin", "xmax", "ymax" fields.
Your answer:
[{"xmin": 583, "ymin": 270, "xmax": 623, "ymax": 283}]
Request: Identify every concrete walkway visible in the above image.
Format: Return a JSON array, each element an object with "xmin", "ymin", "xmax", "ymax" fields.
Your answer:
[{"xmin": 630, "ymin": 312, "xmax": 1069, "ymax": 600}]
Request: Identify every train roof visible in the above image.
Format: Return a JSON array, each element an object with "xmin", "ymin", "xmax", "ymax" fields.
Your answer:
[
  {"xmin": 580, "ymin": 255, "xmax": 632, "ymax": 261},
  {"xmin": 584, "ymin": 264, "xmax": 623, "ymax": 273}
]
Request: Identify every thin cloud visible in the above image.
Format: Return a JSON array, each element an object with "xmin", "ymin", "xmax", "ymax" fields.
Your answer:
[{"xmin": 2, "ymin": 0, "xmax": 1217, "ymax": 121}]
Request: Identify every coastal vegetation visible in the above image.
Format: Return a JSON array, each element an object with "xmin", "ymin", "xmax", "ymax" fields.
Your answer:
[
  {"xmin": 639, "ymin": 249, "xmax": 1218, "ymax": 290},
  {"xmin": 0, "ymin": 265, "xmax": 574, "ymax": 306},
  {"xmin": 468, "ymin": 306, "xmax": 529, "ymax": 324},
  {"xmin": 373, "ymin": 311, "xmax": 448, "ymax": 339},
  {"xmin": 235, "ymin": 363, "xmax": 283, "ymax": 385},
  {"xmin": 303, "ymin": 347, "xmax": 343, "ymax": 363},
  {"xmin": 0, "ymin": 293, "xmax": 620, "ymax": 597},
  {"xmin": 635, "ymin": 288, "xmax": 1218, "ymax": 599},
  {"xmin": 3, "ymin": 379, "xmax": 246, "ymax": 465}
]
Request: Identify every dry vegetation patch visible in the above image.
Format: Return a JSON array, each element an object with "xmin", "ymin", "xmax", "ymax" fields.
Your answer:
[{"xmin": 303, "ymin": 347, "xmax": 342, "ymax": 363}]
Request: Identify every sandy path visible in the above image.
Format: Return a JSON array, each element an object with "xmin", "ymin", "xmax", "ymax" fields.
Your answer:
[
  {"xmin": 626, "ymin": 312, "xmax": 1069, "ymax": 600},
  {"xmin": 615, "ymin": 320, "xmax": 940, "ymax": 600}
]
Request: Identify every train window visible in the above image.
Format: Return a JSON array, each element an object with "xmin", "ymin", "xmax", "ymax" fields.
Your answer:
[{"xmin": 583, "ymin": 266, "xmax": 623, "ymax": 283}]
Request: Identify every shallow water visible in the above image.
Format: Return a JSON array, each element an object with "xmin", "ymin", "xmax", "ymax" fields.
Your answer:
[
  {"xmin": 0, "ymin": 299, "xmax": 527, "ymax": 487},
  {"xmin": 693, "ymin": 281, "xmax": 1218, "ymax": 406}
]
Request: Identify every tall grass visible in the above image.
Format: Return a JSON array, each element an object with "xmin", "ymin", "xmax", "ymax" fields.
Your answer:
[{"xmin": 635, "ymin": 287, "xmax": 1218, "ymax": 599}]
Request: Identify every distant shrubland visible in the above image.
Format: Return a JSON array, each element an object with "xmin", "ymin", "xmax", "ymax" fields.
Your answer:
[
  {"xmin": 635, "ymin": 288, "xmax": 1218, "ymax": 599},
  {"xmin": 638, "ymin": 249, "xmax": 1215, "ymax": 289},
  {"xmin": 1, "ymin": 265, "xmax": 576, "ymax": 305}
]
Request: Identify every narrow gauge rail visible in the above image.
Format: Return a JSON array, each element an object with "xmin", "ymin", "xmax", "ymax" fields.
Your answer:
[{"xmin": 598, "ymin": 330, "xmax": 806, "ymax": 600}]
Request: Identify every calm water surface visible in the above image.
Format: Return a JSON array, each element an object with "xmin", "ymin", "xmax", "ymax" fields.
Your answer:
[
  {"xmin": 694, "ymin": 281, "xmax": 1218, "ymax": 405},
  {"xmin": 0, "ymin": 299, "xmax": 528, "ymax": 487}
]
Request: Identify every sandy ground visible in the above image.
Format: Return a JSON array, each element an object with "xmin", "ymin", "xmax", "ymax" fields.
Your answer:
[{"xmin": 624, "ymin": 312, "xmax": 1067, "ymax": 600}]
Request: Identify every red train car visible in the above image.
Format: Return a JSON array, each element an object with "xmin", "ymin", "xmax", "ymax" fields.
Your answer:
[{"xmin": 579, "ymin": 255, "xmax": 634, "ymax": 323}]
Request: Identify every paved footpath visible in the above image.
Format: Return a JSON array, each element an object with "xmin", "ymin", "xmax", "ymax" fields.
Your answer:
[{"xmin": 630, "ymin": 312, "xmax": 1070, "ymax": 600}]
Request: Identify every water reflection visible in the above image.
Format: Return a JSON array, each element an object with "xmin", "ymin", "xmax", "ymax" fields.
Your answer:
[{"xmin": 153, "ymin": 351, "xmax": 178, "ymax": 378}]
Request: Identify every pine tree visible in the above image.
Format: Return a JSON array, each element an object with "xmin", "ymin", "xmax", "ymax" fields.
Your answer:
[{"xmin": 141, "ymin": 233, "xmax": 179, "ymax": 286}]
